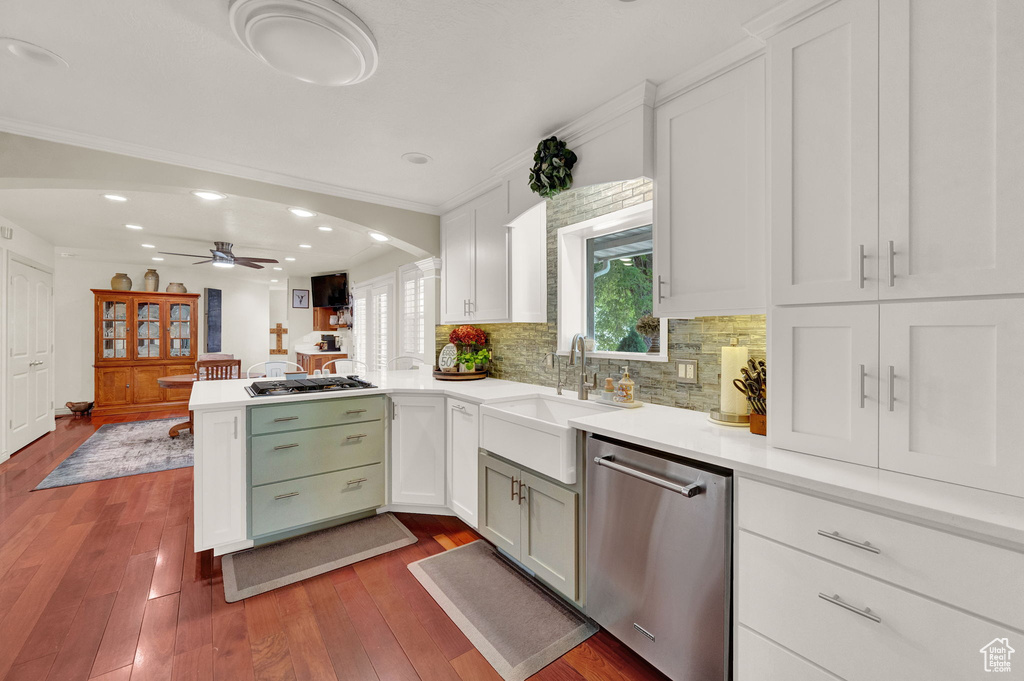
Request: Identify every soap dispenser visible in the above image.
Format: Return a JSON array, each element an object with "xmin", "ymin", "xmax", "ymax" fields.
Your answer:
[{"xmin": 614, "ymin": 367, "xmax": 635, "ymax": 404}]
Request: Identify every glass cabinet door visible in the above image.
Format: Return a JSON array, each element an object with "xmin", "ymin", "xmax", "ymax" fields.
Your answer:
[
  {"xmin": 100, "ymin": 299, "xmax": 129, "ymax": 359},
  {"xmin": 168, "ymin": 302, "xmax": 194, "ymax": 359},
  {"xmin": 135, "ymin": 301, "xmax": 162, "ymax": 359}
]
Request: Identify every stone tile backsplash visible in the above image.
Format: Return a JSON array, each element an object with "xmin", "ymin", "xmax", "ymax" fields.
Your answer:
[{"xmin": 436, "ymin": 179, "xmax": 766, "ymax": 414}]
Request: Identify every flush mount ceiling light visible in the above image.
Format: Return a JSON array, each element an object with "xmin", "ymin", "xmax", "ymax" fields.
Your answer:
[
  {"xmin": 317, "ymin": 225, "xmax": 333, "ymax": 231},
  {"xmin": 152, "ymin": 257, "xmax": 164, "ymax": 261},
  {"xmin": 192, "ymin": 190, "xmax": 227, "ymax": 201},
  {"xmin": 369, "ymin": 232, "xmax": 389, "ymax": 242},
  {"xmin": 104, "ymin": 194, "xmax": 128, "ymax": 202},
  {"xmin": 0, "ymin": 37, "xmax": 69, "ymax": 69},
  {"xmin": 141, "ymin": 244, "xmax": 155, "ymax": 248},
  {"xmin": 285, "ymin": 257, "xmax": 296, "ymax": 261},
  {"xmin": 402, "ymin": 152, "xmax": 432, "ymax": 165},
  {"xmin": 288, "ymin": 207, "xmax": 316, "ymax": 217},
  {"xmin": 229, "ymin": 0, "xmax": 378, "ymax": 86},
  {"xmin": 273, "ymin": 266, "xmax": 283, "ymax": 270},
  {"xmin": 125, "ymin": 224, "xmax": 143, "ymax": 230}
]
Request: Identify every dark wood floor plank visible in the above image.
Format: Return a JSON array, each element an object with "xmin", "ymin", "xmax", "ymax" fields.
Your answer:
[
  {"xmin": 91, "ymin": 551, "xmax": 158, "ymax": 677},
  {"xmin": 150, "ymin": 524, "xmax": 187, "ymax": 599},
  {"xmin": 334, "ymin": 575, "xmax": 421, "ymax": 681},
  {"xmin": 44, "ymin": 591, "xmax": 117, "ymax": 681},
  {"xmin": 169, "ymin": 643, "xmax": 213, "ymax": 681},
  {"xmin": 13, "ymin": 600, "xmax": 79, "ymax": 667},
  {"xmin": 301, "ymin": 575, "xmax": 379, "ymax": 681},
  {"xmin": 243, "ymin": 591, "xmax": 285, "ymax": 645},
  {"xmin": 172, "ymin": 572, "xmax": 212, "ymax": 655},
  {"xmin": 0, "ymin": 511, "xmax": 54, "ymax": 582},
  {"xmin": 249, "ymin": 632, "xmax": 297, "ymax": 681},
  {"xmin": 450, "ymin": 649, "xmax": 503, "ymax": 681},
  {"xmin": 49, "ymin": 502, "xmax": 128, "ymax": 608},
  {"xmin": 86, "ymin": 522, "xmax": 144, "ymax": 597},
  {"xmin": 211, "ymin": 609, "xmax": 255, "ymax": 681},
  {"xmin": 273, "ymin": 583, "xmax": 339, "ymax": 681},
  {"xmin": 5, "ymin": 653, "xmax": 56, "ymax": 681},
  {"xmin": 132, "ymin": 518, "xmax": 166, "ymax": 556},
  {"xmin": 0, "ymin": 564, "xmax": 40, "ymax": 620},
  {"xmin": 92, "ymin": 665, "xmax": 134, "ymax": 681},
  {"xmin": 130, "ymin": 592, "xmax": 180, "ymax": 681},
  {"xmin": 529, "ymin": 658, "xmax": 589, "ymax": 681}
]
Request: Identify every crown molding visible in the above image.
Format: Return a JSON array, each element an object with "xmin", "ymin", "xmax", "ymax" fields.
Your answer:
[
  {"xmin": 654, "ymin": 37, "xmax": 765, "ymax": 108},
  {"xmin": 0, "ymin": 117, "xmax": 442, "ymax": 216},
  {"xmin": 436, "ymin": 176, "xmax": 504, "ymax": 216},
  {"xmin": 743, "ymin": 0, "xmax": 842, "ymax": 41}
]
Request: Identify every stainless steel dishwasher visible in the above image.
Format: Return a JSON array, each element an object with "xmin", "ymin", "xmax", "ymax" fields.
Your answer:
[{"xmin": 586, "ymin": 434, "xmax": 732, "ymax": 681}]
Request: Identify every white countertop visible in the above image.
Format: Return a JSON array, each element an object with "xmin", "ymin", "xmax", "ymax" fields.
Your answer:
[{"xmin": 190, "ymin": 372, "xmax": 1024, "ymax": 547}]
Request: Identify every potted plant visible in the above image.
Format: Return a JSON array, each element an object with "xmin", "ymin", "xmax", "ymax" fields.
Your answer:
[
  {"xmin": 529, "ymin": 136, "xmax": 578, "ymax": 199},
  {"xmin": 456, "ymin": 348, "xmax": 491, "ymax": 373},
  {"xmin": 448, "ymin": 325, "xmax": 489, "ymax": 373}
]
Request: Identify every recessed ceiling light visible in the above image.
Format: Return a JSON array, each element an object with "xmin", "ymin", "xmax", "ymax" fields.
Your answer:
[
  {"xmin": 317, "ymin": 225, "xmax": 333, "ymax": 232},
  {"xmin": 104, "ymin": 194, "xmax": 128, "ymax": 202},
  {"xmin": 369, "ymin": 232, "xmax": 389, "ymax": 242},
  {"xmin": 285, "ymin": 257, "xmax": 296, "ymax": 261},
  {"xmin": 288, "ymin": 207, "xmax": 316, "ymax": 218},
  {"xmin": 299, "ymin": 244, "xmax": 312, "ymax": 248},
  {"xmin": 273, "ymin": 266, "xmax": 283, "ymax": 271},
  {"xmin": 152, "ymin": 257, "xmax": 164, "ymax": 261},
  {"xmin": 125, "ymin": 224, "xmax": 143, "ymax": 230},
  {"xmin": 229, "ymin": 0, "xmax": 378, "ymax": 86},
  {"xmin": 270, "ymin": 279, "xmax": 279, "ymax": 283},
  {"xmin": 213, "ymin": 262, "xmax": 235, "ymax": 268},
  {"xmin": 0, "ymin": 38, "xmax": 69, "ymax": 68},
  {"xmin": 191, "ymin": 190, "xmax": 227, "ymax": 201},
  {"xmin": 402, "ymin": 152, "xmax": 432, "ymax": 165},
  {"xmin": 141, "ymin": 244, "xmax": 155, "ymax": 249}
]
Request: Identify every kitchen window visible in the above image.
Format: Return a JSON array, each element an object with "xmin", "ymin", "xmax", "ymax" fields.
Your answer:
[
  {"xmin": 557, "ymin": 201, "xmax": 667, "ymax": 361},
  {"xmin": 398, "ymin": 263, "xmax": 426, "ymax": 366},
  {"xmin": 351, "ymin": 273, "xmax": 395, "ymax": 372}
]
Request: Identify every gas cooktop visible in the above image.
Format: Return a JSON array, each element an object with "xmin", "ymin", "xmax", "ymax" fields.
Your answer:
[{"xmin": 244, "ymin": 376, "xmax": 376, "ymax": 397}]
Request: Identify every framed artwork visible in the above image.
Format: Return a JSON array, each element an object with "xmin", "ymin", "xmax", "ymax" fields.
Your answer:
[
  {"xmin": 204, "ymin": 287, "xmax": 222, "ymax": 351},
  {"xmin": 292, "ymin": 289, "xmax": 310, "ymax": 309}
]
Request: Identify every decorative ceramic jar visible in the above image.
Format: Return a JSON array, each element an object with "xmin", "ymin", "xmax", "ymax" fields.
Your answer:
[
  {"xmin": 110, "ymin": 273, "xmax": 132, "ymax": 291},
  {"xmin": 144, "ymin": 269, "xmax": 159, "ymax": 292},
  {"xmin": 166, "ymin": 282, "xmax": 187, "ymax": 293}
]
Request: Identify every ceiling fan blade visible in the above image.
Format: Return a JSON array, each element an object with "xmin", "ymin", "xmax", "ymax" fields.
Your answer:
[
  {"xmin": 192, "ymin": 259, "xmax": 213, "ymax": 265},
  {"xmin": 235, "ymin": 261, "xmax": 264, "ymax": 269},
  {"xmin": 159, "ymin": 252, "xmax": 209, "ymax": 258},
  {"xmin": 235, "ymin": 257, "xmax": 279, "ymax": 264}
]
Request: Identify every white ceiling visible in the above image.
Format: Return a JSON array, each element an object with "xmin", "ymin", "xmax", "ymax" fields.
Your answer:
[
  {"xmin": 0, "ymin": 188, "xmax": 392, "ymax": 281},
  {"xmin": 0, "ymin": 0, "xmax": 782, "ymax": 212}
]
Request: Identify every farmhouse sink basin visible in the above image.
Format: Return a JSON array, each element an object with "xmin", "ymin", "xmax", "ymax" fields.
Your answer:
[{"xmin": 479, "ymin": 394, "xmax": 613, "ymax": 484}]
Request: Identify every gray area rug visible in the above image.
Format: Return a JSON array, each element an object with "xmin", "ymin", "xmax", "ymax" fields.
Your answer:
[
  {"xmin": 35, "ymin": 418, "xmax": 193, "ymax": 490},
  {"xmin": 221, "ymin": 513, "xmax": 417, "ymax": 602},
  {"xmin": 409, "ymin": 540, "xmax": 597, "ymax": 681}
]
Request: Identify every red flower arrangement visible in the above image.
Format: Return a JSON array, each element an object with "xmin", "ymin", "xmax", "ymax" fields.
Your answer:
[{"xmin": 449, "ymin": 325, "xmax": 487, "ymax": 347}]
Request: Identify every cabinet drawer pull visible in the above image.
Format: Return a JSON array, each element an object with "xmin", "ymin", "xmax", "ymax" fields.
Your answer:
[
  {"xmin": 345, "ymin": 434, "xmax": 367, "ymax": 441},
  {"xmin": 858, "ymin": 364, "xmax": 867, "ymax": 409},
  {"xmin": 274, "ymin": 492, "xmax": 299, "ymax": 500},
  {"xmin": 273, "ymin": 416, "xmax": 299, "ymax": 422},
  {"xmin": 452, "ymin": 404, "xmax": 468, "ymax": 413},
  {"xmin": 657, "ymin": 275, "xmax": 666, "ymax": 303},
  {"xmin": 345, "ymin": 409, "xmax": 367, "ymax": 415},
  {"xmin": 273, "ymin": 443, "xmax": 299, "ymax": 451},
  {"xmin": 346, "ymin": 478, "xmax": 367, "ymax": 485},
  {"xmin": 818, "ymin": 593, "xmax": 881, "ymax": 623},
  {"xmin": 887, "ymin": 365, "xmax": 896, "ymax": 412},
  {"xmin": 858, "ymin": 244, "xmax": 866, "ymax": 289},
  {"xmin": 887, "ymin": 240, "xmax": 896, "ymax": 287},
  {"xmin": 511, "ymin": 476, "xmax": 519, "ymax": 502},
  {"xmin": 817, "ymin": 529, "xmax": 880, "ymax": 554}
]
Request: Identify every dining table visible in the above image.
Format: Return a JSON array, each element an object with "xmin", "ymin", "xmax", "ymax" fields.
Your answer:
[{"xmin": 156, "ymin": 372, "xmax": 262, "ymax": 438}]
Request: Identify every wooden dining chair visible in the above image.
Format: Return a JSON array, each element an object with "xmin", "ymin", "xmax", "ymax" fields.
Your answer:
[{"xmin": 196, "ymin": 359, "xmax": 241, "ymax": 380}]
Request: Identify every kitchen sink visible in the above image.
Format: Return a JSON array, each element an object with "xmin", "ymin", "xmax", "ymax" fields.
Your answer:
[{"xmin": 479, "ymin": 394, "xmax": 613, "ymax": 484}]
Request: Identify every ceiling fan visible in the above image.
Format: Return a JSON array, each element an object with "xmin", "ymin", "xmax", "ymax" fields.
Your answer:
[{"xmin": 158, "ymin": 241, "xmax": 279, "ymax": 269}]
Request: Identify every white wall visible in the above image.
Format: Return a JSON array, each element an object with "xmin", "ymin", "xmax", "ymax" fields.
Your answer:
[
  {"xmin": 285, "ymin": 276, "xmax": 313, "ymax": 363},
  {"xmin": 54, "ymin": 258, "xmax": 270, "ymax": 405},
  {"xmin": 348, "ymin": 250, "xmax": 419, "ymax": 287}
]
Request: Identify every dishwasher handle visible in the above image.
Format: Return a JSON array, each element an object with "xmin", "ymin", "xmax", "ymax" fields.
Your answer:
[{"xmin": 593, "ymin": 456, "xmax": 703, "ymax": 498}]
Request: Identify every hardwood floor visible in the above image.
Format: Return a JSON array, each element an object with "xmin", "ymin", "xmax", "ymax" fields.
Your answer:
[{"xmin": 0, "ymin": 412, "xmax": 669, "ymax": 681}]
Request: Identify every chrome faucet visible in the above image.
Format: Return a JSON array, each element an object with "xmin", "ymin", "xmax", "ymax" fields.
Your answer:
[
  {"xmin": 568, "ymin": 333, "xmax": 597, "ymax": 400},
  {"xmin": 543, "ymin": 352, "xmax": 565, "ymax": 395}
]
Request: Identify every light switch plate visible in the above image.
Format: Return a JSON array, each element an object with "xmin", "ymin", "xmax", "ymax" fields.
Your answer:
[{"xmin": 677, "ymin": 359, "xmax": 698, "ymax": 384}]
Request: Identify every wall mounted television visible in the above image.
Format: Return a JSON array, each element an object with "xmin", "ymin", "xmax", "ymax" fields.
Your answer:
[{"xmin": 311, "ymin": 273, "xmax": 349, "ymax": 308}]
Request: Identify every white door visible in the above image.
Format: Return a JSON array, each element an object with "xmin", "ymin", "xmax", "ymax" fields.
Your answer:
[
  {"xmin": 440, "ymin": 205, "xmax": 475, "ymax": 324},
  {"xmin": 447, "ymin": 398, "xmax": 479, "ymax": 527},
  {"xmin": 879, "ymin": 300, "xmax": 1024, "ymax": 497},
  {"xmin": 7, "ymin": 259, "xmax": 54, "ymax": 455},
  {"xmin": 770, "ymin": 304, "xmax": 878, "ymax": 466},
  {"xmin": 879, "ymin": 1, "xmax": 1024, "ymax": 299},
  {"xmin": 390, "ymin": 395, "xmax": 446, "ymax": 507},
  {"xmin": 654, "ymin": 56, "xmax": 766, "ymax": 317},
  {"xmin": 769, "ymin": 0, "xmax": 879, "ymax": 305},
  {"xmin": 470, "ymin": 187, "xmax": 509, "ymax": 322}
]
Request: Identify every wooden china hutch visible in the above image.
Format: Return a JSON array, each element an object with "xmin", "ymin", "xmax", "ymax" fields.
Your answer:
[{"xmin": 92, "ymin": 289, "xmax": 200, "ymax": 415}]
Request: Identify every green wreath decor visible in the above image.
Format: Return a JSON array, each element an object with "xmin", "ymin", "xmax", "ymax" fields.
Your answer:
[{"xmin": 528, "ymin": 136, "xmax": 578, "ymax": 198}]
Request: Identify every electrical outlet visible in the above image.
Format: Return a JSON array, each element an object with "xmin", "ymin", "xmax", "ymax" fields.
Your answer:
[{"xmin": 677, "ymin": 359, "xmax": 698, "ymax": 385}]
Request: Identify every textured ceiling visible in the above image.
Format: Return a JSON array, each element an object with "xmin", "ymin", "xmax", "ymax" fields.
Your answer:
[{"xmin": 0, "ymin": 0, "xmax": 782, "ymax": 211}]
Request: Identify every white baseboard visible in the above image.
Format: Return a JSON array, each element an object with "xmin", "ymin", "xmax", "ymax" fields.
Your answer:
[{"xmin": 379, "ymin": 503, "xmax": 455, "ymax": 517}]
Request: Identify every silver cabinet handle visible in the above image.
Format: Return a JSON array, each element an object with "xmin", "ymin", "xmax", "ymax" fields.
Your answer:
[
  {"xmin": 345, "ymin": 434, "xmax": 367, "ymax": 440},
  {"xmin": 452, "ymin": 404, "xmax": 468, "ymax": 413},
  {"xmin": 346, "ymin": 478, "xmax": 367, "ymax": 485},
  {"xmin": 657, "ymin": 275, "xmax": 666, "ymax": 303},
  {"xmin": 518, "ymin": 480, "xmax": 526, "ymax": 506},
  {"xmin": 858, "ymin": 364, "xmax": 867, "ymax": 409},
  {"xmin": 593, "ymin": 456, "xmax": 702, "ymax": 498},
  {"xmin": 818, "ymin": 593, "xmax": 881, "ymax": 623},
  {"xmin": 887, "ymin": 365, "xmax": 896, "ymax": 412},
  {"xmin": 234, "ymin": 416, "xmax": 239, "ymax": 439},
  {"xmin": 273, "ymin": 443, "xmax": 299, "ymax": 451},
  {"xmin": 817, "ymin": 530, "xmax": 880, "ymax": 554},
  {"xmin": 858, "ymin": 244, "xmax": 866, "ymax": 289},
  {"xmin": 511, "ymin": 475, "xmax": 519, "ymax": 502},
  {"xmin": 274, "ymin": 492, "xmax": 299, "ymax": 500},
  {"xmin": 273, "ymin": 416, "xmax": 299, "ymax": 422},
  {"xmin": 887, "ymin": 240, "xmax": 896, "ymax": 287},
  {"xmin": 345, "ymin": 409, "xmax": 366, "ymax": 415}
]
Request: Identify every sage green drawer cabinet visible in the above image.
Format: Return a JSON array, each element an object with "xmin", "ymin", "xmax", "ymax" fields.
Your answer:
[
  {"xmin": 249, "ymin": 395, "xmax": 384, "ymax": 435},
  {"xmin": 478, "ymin": 451, "xmax": 578, "ymax": 601},
  {"xmin": 250, "ymin": 462, "xmax": 385, "ymax": 537},
  {"xmin": 251, "ymin": 421, "xmax": 385, "ymax": 486}
]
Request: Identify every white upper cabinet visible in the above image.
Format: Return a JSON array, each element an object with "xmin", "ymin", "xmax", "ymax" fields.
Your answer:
[
  {"xmin": 879, "ymin": 1, "xmax": 1024, "ymax": 299},
  {"xmin": 471, "ymin": 188, "xmax": 511, "ymax": 321},
  {"xmin": 768, "ymin": 0, "xmax": 879, "ymax": 305},
  {"xmin": 440, "ymin": 204, "xmax": 475, "ymax": 324},
  {"xmin": 770, "ymin": 304, "xmax": 879, "ymax": 467},
  {"xmin": 879, "ymin": 300, "xmax": 1024, "ymax": 497},
  {"xmin": 654, "ymin": 56, "xmax": 766, "ymax": 318}
]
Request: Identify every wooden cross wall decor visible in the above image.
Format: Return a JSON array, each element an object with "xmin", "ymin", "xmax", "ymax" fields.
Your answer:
[{"xmin": 270, "ymin": 323, "xmax": 288, "ymax": 355}]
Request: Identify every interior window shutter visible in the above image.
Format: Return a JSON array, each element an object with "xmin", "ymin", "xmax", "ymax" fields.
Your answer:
[{"xmin": 399, "ymin": 266, "xmax": 426, "ymax": 363}]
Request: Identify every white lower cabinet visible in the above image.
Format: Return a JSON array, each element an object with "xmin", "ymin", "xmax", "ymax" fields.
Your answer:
[
  {"xmin": 390, "ymin": 395, "xmax": 446, "ymax": 507},
  {"xmin": 736, "ymin": 628, "xmax": 839, "ymax": 681},
  {"xmin": 193, "ymin": 408, "xmax": 246, "ymax": 552},
  {"xmin": 478, "ymin": 452, "xmax": 578, "ymax": 601},
  {"xmin": 447, "ymin": 398, "xmax": 480, "ymax": 528}
]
